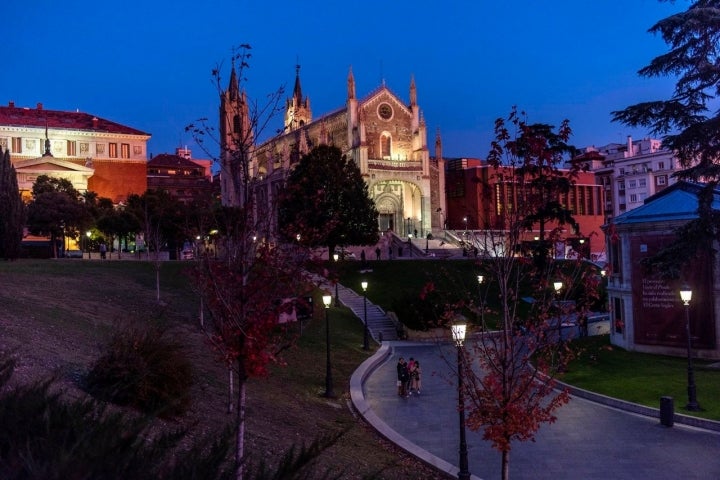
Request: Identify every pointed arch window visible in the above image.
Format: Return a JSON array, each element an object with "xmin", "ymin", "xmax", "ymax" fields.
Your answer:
[{"xmin": 381, "ymin": 132, "xmax": 392, "ymax": 158}]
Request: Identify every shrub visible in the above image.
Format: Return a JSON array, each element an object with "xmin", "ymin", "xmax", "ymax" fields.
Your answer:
[{"xmin": 85, "ymin": 325, "xmax": 193, "ymax": 417}]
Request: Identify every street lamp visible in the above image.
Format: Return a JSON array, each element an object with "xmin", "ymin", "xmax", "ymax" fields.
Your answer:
[
  {"xmin": 333, "ymin": 253, "xmax": 340, "ymax": 306},
  {"xmin": 86, "ymin": 230, "xmax": 92, "ymax": 259},
  {"xmin": 322, "ymin": 294, "xmax": 335, "ymax": 398},
  {"xmin": 463, "ymin": 216, "xmax": 468, "ymax": 233},
  {"xmin": 679, "ymin": 286, "xmax": 700, "ymax": 411},
  {"xmin": 451, "ymin": 322, "xmax": 471, "ymax": 480},
  {"xmin": 361, "ymin": 281, "xmax": 369, "ymax": 350},
  {"xmin": 553, "ymin": 281, "xmax": 564, "ymax": 371}
]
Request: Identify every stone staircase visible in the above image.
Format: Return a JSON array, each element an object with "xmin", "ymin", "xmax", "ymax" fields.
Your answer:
[
  {"xmin": 336, "ymin": 283, "xmax": 399, "ymax": 342},
  {"xmin": 310, "ymin": 273, "xmax": 399, "ymax": 342}
]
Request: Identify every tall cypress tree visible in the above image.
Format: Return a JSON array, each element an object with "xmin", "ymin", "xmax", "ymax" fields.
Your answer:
[{"xmin": 0, "ymin": 147, "xmax": 25, "ymax": 259}]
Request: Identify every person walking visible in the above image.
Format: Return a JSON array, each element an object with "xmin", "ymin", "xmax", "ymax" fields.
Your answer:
[
  {"xmin": 99, "ymin": 242, "xmax": 107, "ymax": 260},
  {"xmin": 407, "ymin": 357, "xmax": 417, "ymax": 394},
  {"xmin": 396, "ymin": 357, "xmax": 409, "ymax": 397},
  {"xmin": 375, "ymin": 247, "xmax": 381, "ymax": 260}
]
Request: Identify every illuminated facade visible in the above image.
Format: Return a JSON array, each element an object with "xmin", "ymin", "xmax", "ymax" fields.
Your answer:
[
  {"xmin": 220, "ymin": 66, "xmax": 446, "ymax": 237},
  {"xmin": 0, "ymin": 101, "xmax": 149, "ymax": 203},
  {"xmin": 445, "ymin": 160, "xmax": 606, "ymax": 259}
]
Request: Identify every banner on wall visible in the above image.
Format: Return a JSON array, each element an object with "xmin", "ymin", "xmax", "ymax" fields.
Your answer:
[{"xmin": 631, "ymin": 234, "xmax": 715, "ymax": 349}]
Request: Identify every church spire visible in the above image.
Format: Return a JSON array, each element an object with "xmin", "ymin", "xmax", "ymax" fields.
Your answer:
[
  {"xmin": 228, "ymin": 62, "xmax": 240, "ymax": 100},
  {"xmin": 293, "ymin": 63, "xmax": 303, "ymax": 105},
  {"xmin": 347, "ymin": 66, "xmax": 355, "ymax": 100},
  {"xmin": 410, "ymin": 74, "xmax": 417, "ymax": 107}
]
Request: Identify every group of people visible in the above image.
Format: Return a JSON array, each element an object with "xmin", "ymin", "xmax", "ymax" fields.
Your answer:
[{"xmin": 396, "ymin": 356, "xmax": 422, "ymax": 397}]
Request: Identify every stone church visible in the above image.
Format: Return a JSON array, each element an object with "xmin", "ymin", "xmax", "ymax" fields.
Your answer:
[{"xmin": 219, "ymin": 65, "xmax": 446, "ymax": 238}]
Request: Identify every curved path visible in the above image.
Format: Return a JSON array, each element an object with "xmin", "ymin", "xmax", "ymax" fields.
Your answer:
[{"xmin": 351, "ymin": 342, "xmax": 720, "ymax": 480}]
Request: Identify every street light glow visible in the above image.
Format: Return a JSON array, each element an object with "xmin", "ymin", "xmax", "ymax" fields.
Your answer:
[{"xmin": 451, "ymin": 322, "xmax": 467, "ymax": 345}]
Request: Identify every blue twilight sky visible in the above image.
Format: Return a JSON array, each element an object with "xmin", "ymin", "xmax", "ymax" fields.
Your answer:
[{"xmin": 2, "ymin": 0, "xmax": 684, "ymax": 161}]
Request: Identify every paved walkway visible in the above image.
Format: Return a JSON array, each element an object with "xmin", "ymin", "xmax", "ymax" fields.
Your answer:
[{"xmin": 351, "ymin": 342, "xmax": 720, "ymax": 480}]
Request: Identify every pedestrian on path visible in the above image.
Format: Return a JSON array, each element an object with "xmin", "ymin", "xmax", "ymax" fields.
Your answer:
[
  {"xmin": 407, "ymin": 357, "xmax": 417, "ymax": 394},
  {"xmin": 396, "ymin": 357, "xmax": 409, "ymax": 397},
  {"xmin": 99, "ymin": 242, "xmax": 107, "ymax": 260},
  {"xmin": 375, "ymin": 247, "xmax": 381, "ymax": 260},
  {"xmin": 410, "ymin": 360, "xmax": 422, "ymax": 394}
]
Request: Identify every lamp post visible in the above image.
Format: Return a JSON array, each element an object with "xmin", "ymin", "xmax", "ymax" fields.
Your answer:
[
  {"xmin": 451, "ymin": 322, "xmax": 471, "ymax": 480},
  {"xmin": 553, "ymin": 280, "xmax": 564, "ymax": 371},
  {"xmin": 86, "ymin": 230, "xmax": 92, "ymax": 259},
  {"xmin": 333, "ymin": 253, "xmax": 340, "ymax": 307},
  {"xmin": 477, "ymin": 275, "xmax": 484, "ymax": 322},
  {"xmin": 322, "ymin": 294, "xmax": 335, "ymax": 398},
  {"xmin": 679, "ymin": 286, "xmax": 700, "ymax": 411},
  {"xmin": 463, "ymin": 216, "xmax": 468, "ymax": 234},
  {"xmin": 361, "ymin": 281, "xmax": 369, "ymax": 350}
]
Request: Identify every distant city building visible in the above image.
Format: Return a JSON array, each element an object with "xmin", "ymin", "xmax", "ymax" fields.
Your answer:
[
  {"xmin": 606, "ymin": 181, "xmax": 719, "ymax": 359},
  {"xmin": 0, "ymin": 101, "xmax": 149, "ymax": 203},
  {"xmin": 219, "ymin": 65, "xmax": 445, "ymax": 237},
  {"xmin": 147, "ymin": 147, "xmax": 215, "ymax": 203},
  {"xmin": 444, "ymin": 159, "xmax": 606, "ymax": 259},
  {"xmin": 574, "ymin": 136, "xmax": 680, "ymax": 222}
]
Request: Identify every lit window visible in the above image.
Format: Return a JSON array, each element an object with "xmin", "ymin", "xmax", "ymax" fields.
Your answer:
[
  {"xmin": 121, "ymin": 143, "xmax": 130, "ymax": 159},
  {"xmin": 381, "ymin": 133, "xmax": 391, "ymax": 158},
  {"xmin": 109, "ymin": 143, "xmax": 118, "ymax": 158},
  {"xmin": 67, "ymin": 141, "xmax": 76, "ymax": 156},
  {"xmin": 12, "ymin": 137, "xmax": 22, "ymax": 153}
]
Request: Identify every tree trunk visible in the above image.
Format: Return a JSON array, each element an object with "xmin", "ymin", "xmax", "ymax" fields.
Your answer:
[
  {"xmin": 502, "ymin": 449, "xmax": 510, "ymax": 480},
  {"xmin": 235, "ymin": 368, "xmax": 247, "ymax": 480}
]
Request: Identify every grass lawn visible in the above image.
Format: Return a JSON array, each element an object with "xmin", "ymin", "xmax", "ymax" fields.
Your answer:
[
  {"xmin": 564, "ymin": 335, "xmax": 720, "ymax": 420},
  {"xmin": 0, "ymin": 258, "xmax": 446, "ymax": 479}
]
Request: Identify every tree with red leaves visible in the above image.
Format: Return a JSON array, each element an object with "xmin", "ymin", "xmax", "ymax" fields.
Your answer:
[
  {"xmin": 186, "ymin": 45, "xmax": 314, "ymax": 480},
  {"xmin": 453, "ymin": 108, "xmax": 600, "ymax": 480}
]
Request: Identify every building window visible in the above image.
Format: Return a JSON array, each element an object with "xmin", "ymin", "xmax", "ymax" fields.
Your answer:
[
  {"xmin": 617, "ymin": 181, "xmax": 625, "ymax": 193},
  {"xmin": 613, "ymin": 297, "xmax": 624, "ymax": 334},
  {"xmin": 628, "ymin": 180, "xmax": 637, "ymax": 189},
  {"xmin": 629, "ymin": 194, "xmax": 638, "ymax": 203},
  {"xmin": 658, "ymin": 161, "xmax": 665, "ymax": 170},
  {"xmin": 11, "ymin": 137, "xmax": 22, "ymax": 153},
  {"xmin": 380, "ymin": 133, "xmax": 391, "ymax": 158},
  {"xmin": 638, "ymin": 178, "xmax": 646, "ymax": 188},
  {"xmin": 656, "ymin": 175, "xmax": 667, "ymax": 186},
  {"xmin": 67, "ymin": 141, "xmax": 77, "ymax": 156},
  {"xmin": 121, "ymin": 143, "xmax": 130, "ymax": 159},
  {"xmin": 610, "ymin": 238, "xmax": 622, "ymax": 279},
  {"xmin": 109, "ymin": 143, "xmax": 118, "ymax": 158},
  {"xmin": 619, "ymin": 168, "xmax": 625, "ymax": 175}
]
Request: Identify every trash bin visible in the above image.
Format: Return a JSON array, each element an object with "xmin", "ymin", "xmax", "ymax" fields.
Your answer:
[{"xmin": 660, "ymin": 396, "xmax": 674, "ymax": 427}]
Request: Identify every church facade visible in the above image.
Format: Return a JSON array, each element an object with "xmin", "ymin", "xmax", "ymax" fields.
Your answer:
[{"xmin": 220, "ymin": 66, "xmax": 446, "ymax": 238}]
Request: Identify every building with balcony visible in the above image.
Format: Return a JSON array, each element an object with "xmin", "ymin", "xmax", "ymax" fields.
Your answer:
[
  {"xmin": 219, "ymin": 65, "xmax": 444, "ymax": 237},
  {"xmin": 574, "ymin": 136, "xmax": 680, "ymax": 223},
  {"xmin": 0, "ymin": 101, "xmax": 150, "ymax": 203}
]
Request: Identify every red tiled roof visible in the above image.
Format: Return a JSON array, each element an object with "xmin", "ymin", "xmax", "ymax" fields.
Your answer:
[
  {"xmin": 148, "ymin": 154, "xmax": 204, "ymax": 168},
  {"xmin": 0, "ymin": 104, "xmax": 149, "ymax": 136}
]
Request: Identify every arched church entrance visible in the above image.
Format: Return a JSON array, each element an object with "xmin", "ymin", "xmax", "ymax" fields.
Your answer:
[{"xmin": 376, "ymin": 195, "xmax": 399, "ymax": 232}]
